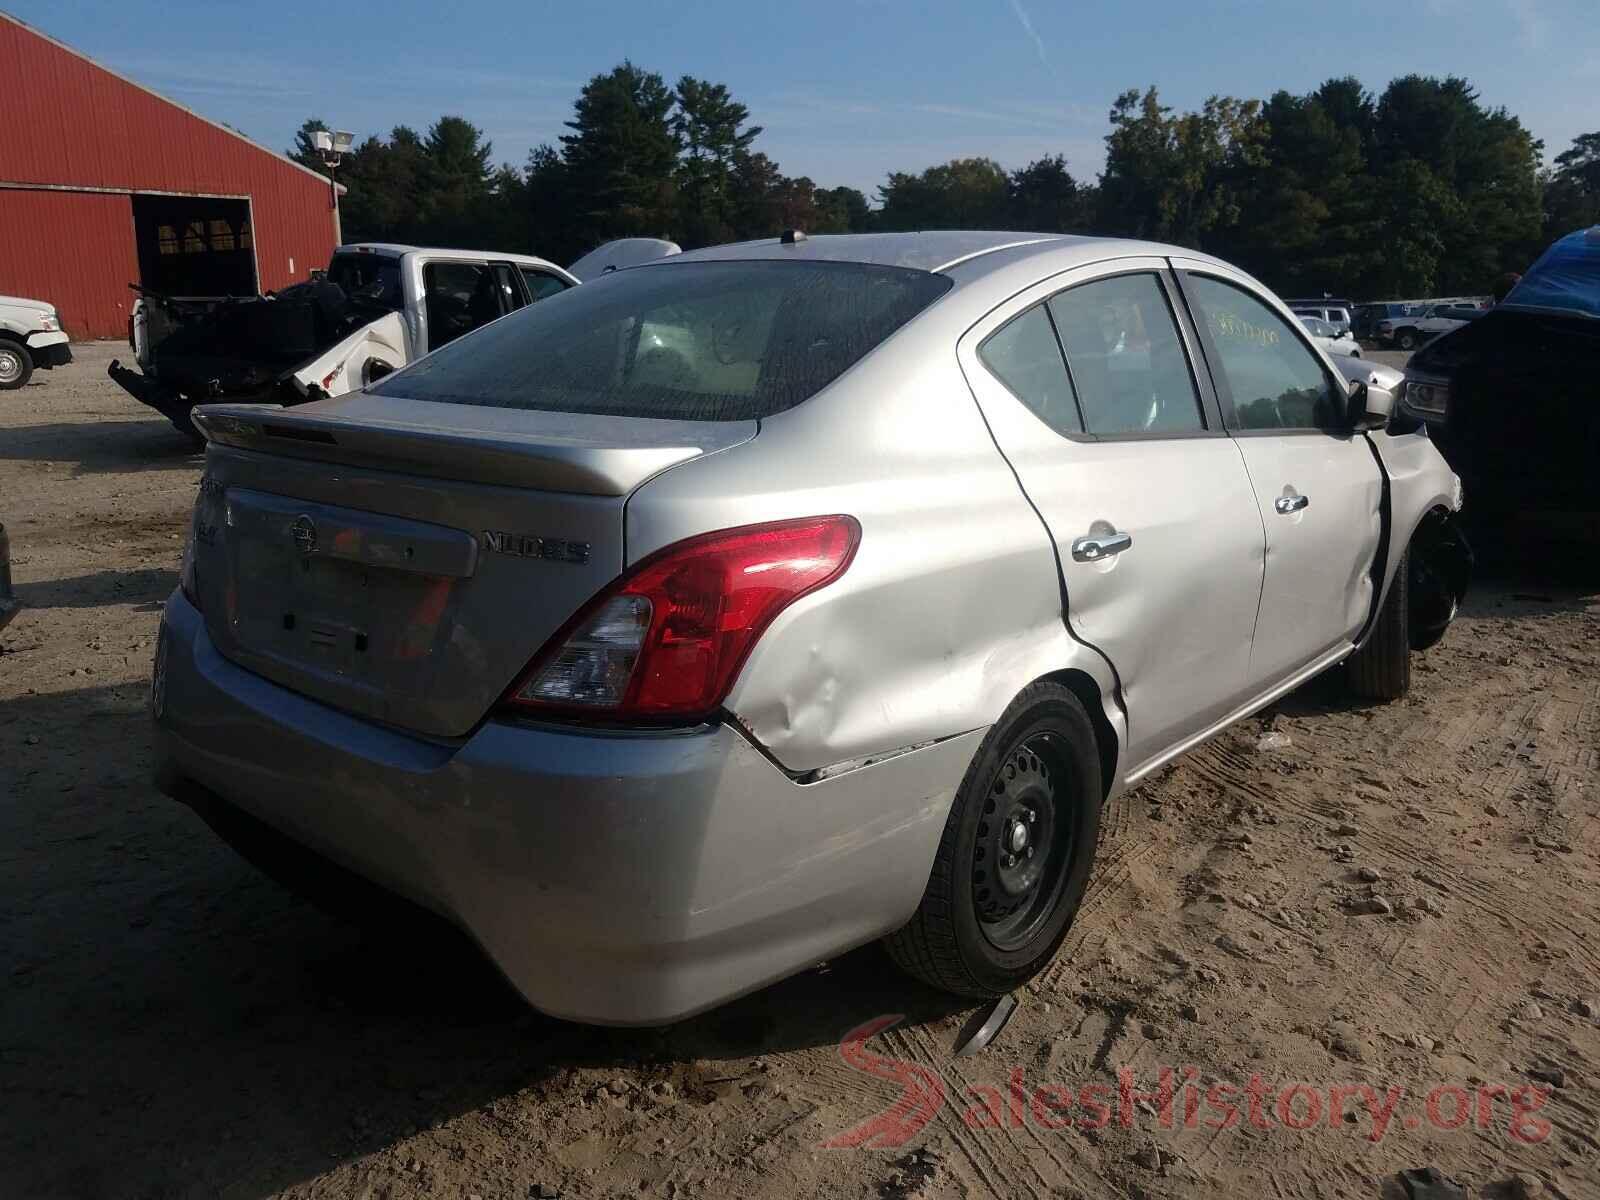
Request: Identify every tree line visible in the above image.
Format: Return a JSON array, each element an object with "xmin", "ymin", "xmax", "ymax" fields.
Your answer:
[{"xmin": 292, "ymin": 64, "xmax": 1600, "ymax": 300}]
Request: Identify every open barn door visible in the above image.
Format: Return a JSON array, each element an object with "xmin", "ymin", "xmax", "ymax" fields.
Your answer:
[{"xmin": 132, "ymin": 195, "xmax": 258, "ymax": 299}]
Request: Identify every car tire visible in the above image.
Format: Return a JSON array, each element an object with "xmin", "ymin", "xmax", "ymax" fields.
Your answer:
[
  {"xmin": 1397, "ymin": 329, "xmax": 1418, "ymax": 351},
  {"xmin": 1347, "ymin": 548, "xmax": 1411, "ymax": 700},
  {"xmin": 0, "ymin": 340, "xmax": 33, "ymax": 390},
  {"xmin": 884, "ymin": 681, "xmax": 1102, "ymax": 998}
]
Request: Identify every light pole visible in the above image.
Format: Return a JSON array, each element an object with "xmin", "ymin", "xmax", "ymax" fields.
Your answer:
[{"xmin": 312, "ymin": 128, "xmax": 355, "ymax": 248}]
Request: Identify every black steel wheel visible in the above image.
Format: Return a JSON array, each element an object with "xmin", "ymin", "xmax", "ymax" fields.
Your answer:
[
  {"xmin": 972, "ymin": 734, "xmax": 1074, "ymax": 951},
  {"xmin": 885, "ymin": 682, "xmax": 1102, "ymax": 998}
]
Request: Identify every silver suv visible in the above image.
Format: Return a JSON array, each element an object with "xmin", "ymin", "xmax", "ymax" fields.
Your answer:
[{"xmin": 153, "ymin": 232, "xmax": 1470, "ymax": 1024}]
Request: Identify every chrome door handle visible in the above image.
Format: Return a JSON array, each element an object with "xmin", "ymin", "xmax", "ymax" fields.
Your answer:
[
  {"xmin": 1071, "ymin": 531, "xmax": 1133, "ymax": 562},
  {"xmin": 1274, "ymin": 494, "xmax": 1310, "ymax": 515}
]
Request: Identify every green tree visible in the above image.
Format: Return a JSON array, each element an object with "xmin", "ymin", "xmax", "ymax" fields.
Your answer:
[
  {"xmin": 525, "ymin": 142, "xmax": 581, "ymax": 262},
  {"xmin": 560, "ymin": 61, "xmax": 680, "ymax": 250},
  {"xmin": 812, "ymin": 185, "xmax": 872, "ymax": 233},
  {"xmin": 1096, "ymin": 87, "xmax": 1266, "ymax": 248},
  {"xmin": 419, "ymin": 116, "xmax": 496, "ymax": 247},
  {"xmin": 1369, "ymin": 75, "xmax": 1543, "ymax": 292},
  {"xmin": 1544, "ymin": 132, "xmax": 1600, "ymax": 239},
  {"xmin": 1006, "ymin": 155, "xmax": 1092, "ymax": 232},
  {"xmin": 673, "ymin": 77, "xmax": 762, "ymax": 247},
  {"xmin": 1216, "ymin": 86, "xmax": 1374, "ymax": 296},
  {"xmin": 876, "ymin": 157, "xmax": 1009, "ymax": 230}
]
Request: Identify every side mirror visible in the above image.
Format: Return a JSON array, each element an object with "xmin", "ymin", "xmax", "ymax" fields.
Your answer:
[{"xmin": 1346, "ymin": 379, "xmax": 1394, "ymax": 432}]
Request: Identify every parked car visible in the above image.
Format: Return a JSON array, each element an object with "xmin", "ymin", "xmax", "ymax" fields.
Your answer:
[
  {"xmin": 568, "ymin": 237, "xmax": 681, "ymax": 281},
  {"xmin": 109, "ymin": 244, "xmax": 578, "ymax": 441},
  {"xmin": 1401, "ymin": 225, "xmax": 1600, "ymax": 516},
  {"xmin": 0, "ymin": 294, "xmax": 72, "ymax": 389},
  {"xmin": 1354, "ymin": 302, "xmax": 1417, "ymax": 342},
  {"xmin": 1298, "ymin": 314, "xmax": 1363, "ymax": 358},
  {"xmin": 1379, "ymin": 303, "xmax": 1482, "ymax": 351},
  {"xmin": 152, "ymin": 231, "xmax": 1470, "ymax": 1025},
  {"xmin": 1286, "ymin": 299, "xmax": 1353, "ymax": 336}
]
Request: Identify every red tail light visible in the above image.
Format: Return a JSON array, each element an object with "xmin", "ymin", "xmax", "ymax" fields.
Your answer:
[{"xmin": 504, "ymin": 515, "xmax": 861, "ymax": 721}]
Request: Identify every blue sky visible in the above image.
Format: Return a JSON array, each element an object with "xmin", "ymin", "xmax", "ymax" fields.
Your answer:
[{"xmin": 15, "ymin": 0, "xmax": 1598, "ymax": 197}]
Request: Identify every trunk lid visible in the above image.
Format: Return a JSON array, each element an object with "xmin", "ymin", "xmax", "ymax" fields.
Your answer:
[{"xmin": 189, "ymin": 400, "xmax": 756, "ymax": 736}]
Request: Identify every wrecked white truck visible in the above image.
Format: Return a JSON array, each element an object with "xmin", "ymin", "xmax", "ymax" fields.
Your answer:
[{"xmin": 109, "ymin": 244, "xmax": 579, "ymax": 441}]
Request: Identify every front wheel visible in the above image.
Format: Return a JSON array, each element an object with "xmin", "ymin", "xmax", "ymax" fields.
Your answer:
[
  {"xmin": 1397, "ymin": 329, "xmax": 1419, "ymax": 351},
  {"xmin": 884, "ymin": 682, "xmax": 1102, "ymax": 997},
  {"xmin": 0, "ymin": 340, "xmax": 32, "ymax": 390},
  {"xmin": 1347, "ymin": 548, "xmax": 1411, "ymax": 700}
]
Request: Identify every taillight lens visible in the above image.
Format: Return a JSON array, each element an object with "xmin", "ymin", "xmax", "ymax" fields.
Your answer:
[{"xmin": 505, "ymin": 515, "xmax": 861, "ymax": 721}]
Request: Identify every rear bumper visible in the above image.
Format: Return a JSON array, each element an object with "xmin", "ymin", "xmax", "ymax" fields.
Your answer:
[
  {"xmin": 107, "ymin": 358, "xmax": 176, "ymax": 414},
  {"xmin": 152, "ymin": 591, "xmax": 977, "ymax": 1025}
]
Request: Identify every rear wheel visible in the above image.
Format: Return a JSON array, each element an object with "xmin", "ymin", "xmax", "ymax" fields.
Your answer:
[
  {"xmin": 0, "ymin": 340, "xmax": 32, "ymax": 390},
  {"xmin": 885, "ymin": 682, "xmax": 1101, "ymax": 997},
  {"xmin": 1347, "ymin": 548, "xmax": 1411, "ymax": 700}
]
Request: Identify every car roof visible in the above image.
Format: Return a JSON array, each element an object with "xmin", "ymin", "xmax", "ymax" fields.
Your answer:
[
  {"xmin": 337, "ymin": 243, "xmax": 570, "ymax": 273},
  {"xmin": 660, "ymin": 231, "xmax": 1233, "ymax": 280}
]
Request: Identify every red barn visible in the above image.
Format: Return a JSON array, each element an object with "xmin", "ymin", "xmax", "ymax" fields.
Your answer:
[{"xmin": 0, "ymin": 13, "xmax": 341, "ymax": 339}]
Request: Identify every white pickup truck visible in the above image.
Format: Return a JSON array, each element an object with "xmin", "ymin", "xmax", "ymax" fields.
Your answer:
[
  {"xmin": 0, "ymin": 294, "xmax": 72, "ymax": 389},
  {"xmin": 1379, "ymin": 303, "xmax": 1484, "ymax": 351},
  {"xmin": 110, "ymin": 244, "xmax": 578, "ymax": 441}
]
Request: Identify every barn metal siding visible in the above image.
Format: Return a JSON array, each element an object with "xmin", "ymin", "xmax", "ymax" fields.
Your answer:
[
  {"xmin": 0, "ymin": 190, "xmax": 138, "ymax": 340},
  {"xmin": 0, "ymin": 15, "xmax": 338, "ymax": 336}
]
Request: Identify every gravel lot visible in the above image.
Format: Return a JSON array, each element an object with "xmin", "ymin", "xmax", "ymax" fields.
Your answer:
[{"xmin": 3, "ymin": 343, "xmax": 1598, "ymax": 1200}]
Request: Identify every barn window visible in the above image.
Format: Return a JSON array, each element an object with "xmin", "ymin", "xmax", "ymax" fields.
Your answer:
[
  {"xmin": 208, "ymin": 219, "xmax": 236, "ymax": 251},
  {"xmin": 182, "ymin": 222, "xmax": 207, "ymax": 254},
  {"xmin": 158, "ymin": 225, "xmax": 180, "ymax": 255},
  {"xmin": 239, "ymin": 220, "xmax": 253, "ymax": 250}
]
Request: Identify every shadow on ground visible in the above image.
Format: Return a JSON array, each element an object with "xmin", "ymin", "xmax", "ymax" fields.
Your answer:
[
  {"xmin": 14, "ymin": 566, "xmax": 178, "ymax": 611},
  {"xmin": 0, "ymin": 418, "xmax": 200, "ymax": 474},
  {"xmin": 1, "ymin": 681, "xmax": 968, "ymax": 1199}
]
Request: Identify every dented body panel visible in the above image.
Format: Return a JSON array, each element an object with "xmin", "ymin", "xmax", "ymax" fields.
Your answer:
[
  {"xmin": 288, "ymin": 310, "xmax": 410, "ymax": 398},
  {"xmin": 626, "ymin": 328, "xmax": 1128, "ymax": 778}
]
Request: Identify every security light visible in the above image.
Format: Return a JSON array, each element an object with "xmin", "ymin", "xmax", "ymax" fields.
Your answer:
[
  {"xmin": 332, "ymin": 130, "xmax": 355, "ymax": 155},
  {"xmin": 312, "ymin": 129, "xmax": 333, "ymax": 154}
]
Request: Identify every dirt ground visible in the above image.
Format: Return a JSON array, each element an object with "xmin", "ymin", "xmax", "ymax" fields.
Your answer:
[{"xmin": 3, "ymin": 342, "xmax": 1597, "ymax": 1200}]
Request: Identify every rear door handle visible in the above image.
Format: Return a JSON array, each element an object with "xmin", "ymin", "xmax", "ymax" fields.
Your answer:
[
  {"xmin": 1274, "ymin": 493, "xmax": 1310, "ymax": 515},
  {"xmin": 1071, "ymin": 531, "xmax": 1133, "ymax": 562}
]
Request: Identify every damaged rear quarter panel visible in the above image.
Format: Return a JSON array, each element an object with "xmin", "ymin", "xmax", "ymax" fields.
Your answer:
[{"xmin": 624, "ymin": 331, "xmax": 1124, "ymax": 778}]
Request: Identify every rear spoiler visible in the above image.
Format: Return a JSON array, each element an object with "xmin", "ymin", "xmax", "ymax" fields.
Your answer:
[{"xmin": 190, "ymin": 398, "xmax": 756, "ymax": 497}]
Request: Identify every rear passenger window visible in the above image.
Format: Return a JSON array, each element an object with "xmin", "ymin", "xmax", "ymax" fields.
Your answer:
[
  {"xmin": 1186, "ymin": 276, "xmax": 1343, "ymax": 432},
  {"xmin": 423, "ymin": 261, "xmax": 501, "ymax": 350},
  {"xmin": 978, "ymin": 306, "xmax": 1081, "ymax": 434},
  {"xmin": 1048, "ymin": 273, "xmax": 1204, "ymax": 436}
]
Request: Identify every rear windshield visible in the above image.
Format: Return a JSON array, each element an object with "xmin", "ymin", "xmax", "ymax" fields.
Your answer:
[
  {"xmin": 371, "ymin": 259, "xmax": 951, "ymax": 420},
  {"xmin": 326, "ymin": 253, "xmax": 404, "ymax": 311}
]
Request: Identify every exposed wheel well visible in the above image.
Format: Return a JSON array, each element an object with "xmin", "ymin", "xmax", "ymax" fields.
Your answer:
[
  {"xmin": 1037, "ymin": 668, "xmax": 1119, "ymax": 800},
  {"xmin": 1407, "ymin": 505, "xmax": 1472, "ymax": 650}
]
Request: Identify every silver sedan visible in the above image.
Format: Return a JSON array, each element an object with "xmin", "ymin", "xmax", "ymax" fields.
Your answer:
[{"xmin": 153, "ymin": 231, "xmax": 1470, "ymax": 1024}]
